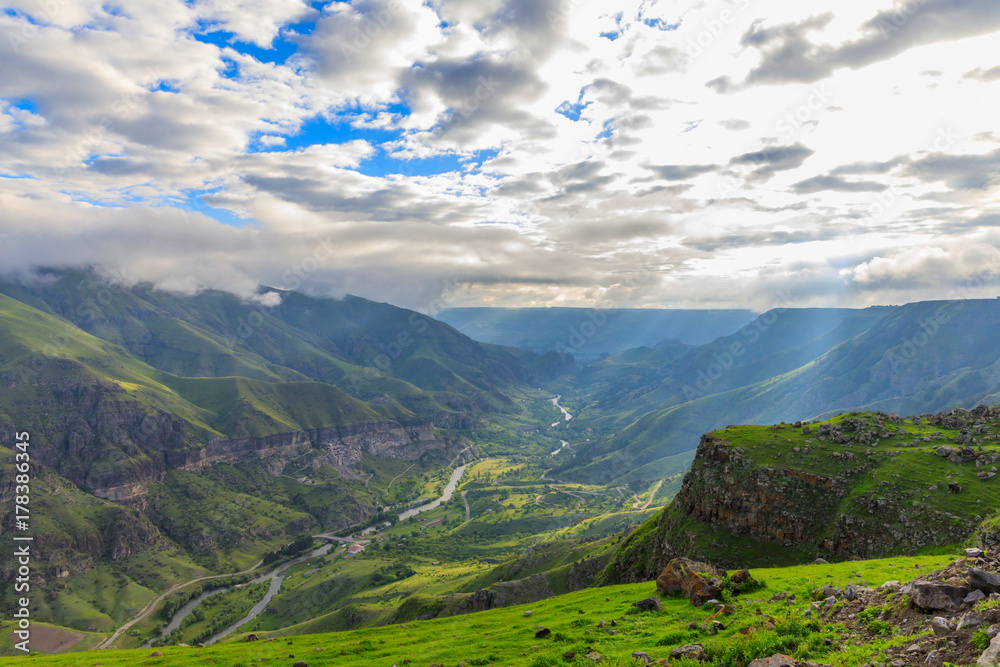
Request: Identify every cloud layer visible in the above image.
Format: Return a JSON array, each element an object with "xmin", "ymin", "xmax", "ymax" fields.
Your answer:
[{"xmin": 2, "ymin": 0, "xmax": 1000, "ymax": 311}]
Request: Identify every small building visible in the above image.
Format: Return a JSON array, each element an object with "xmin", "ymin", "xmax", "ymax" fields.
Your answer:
[{"xmin": 346, "ymin": 544, "xmax": 365, "ymax": 556}]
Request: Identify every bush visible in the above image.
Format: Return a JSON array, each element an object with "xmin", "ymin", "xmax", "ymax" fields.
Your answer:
[{"xmin": 974, "ymin": 628, "xmax": 991, "ymax": 651}]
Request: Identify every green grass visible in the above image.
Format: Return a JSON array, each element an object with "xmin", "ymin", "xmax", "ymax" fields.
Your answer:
[{"xmin": 2, "ymin": 554, "xmax": 955, "ymax": 664}]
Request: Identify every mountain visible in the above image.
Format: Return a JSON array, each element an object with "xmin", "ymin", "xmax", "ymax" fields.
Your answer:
[
  {"xmin": 550, "ymin": 300, "xmax": 1000, "ymax": 488},
  {"xmin": 0, "ymin": 269, "xmax": 574, "ymax": 630},
  {"xmin": 437, "ymin": 307, "xmax": 756, "ymax": 361},
  {"xmin": 600, "ymin": 404, "xmax": 1000, "ymax": 583}
]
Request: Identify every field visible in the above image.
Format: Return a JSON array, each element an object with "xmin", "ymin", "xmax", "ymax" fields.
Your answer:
[{"xmin": 0, "ymin": 554, "xmax": 957, "ymax": 666}]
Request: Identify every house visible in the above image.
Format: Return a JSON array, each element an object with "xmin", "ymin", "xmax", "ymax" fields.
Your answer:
[{"xmin": 346, "ymin": 544, "xmax": 364, "ymax": 556}]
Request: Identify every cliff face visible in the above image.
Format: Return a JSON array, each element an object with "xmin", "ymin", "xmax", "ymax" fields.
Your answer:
[
  {"xmin": 173, "ymin": 421, "xmax": 443, "ymax": 477},
  {"xmin": 601, "ymin": 408, "xmax": 997, "ymax": 583}
]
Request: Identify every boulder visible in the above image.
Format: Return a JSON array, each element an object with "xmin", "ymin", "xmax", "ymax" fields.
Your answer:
[
  {"xmin": 968, "ymin": 548, "xmax": 986, "ymax": 558},
  {"xmin": 632, "ymin": 651, "xmax": 652, "ymax": 664},
  {"xmin": 655, "ymin": 558, "xmax": 723, "ymax": 596},
  {"xmin": 730, "ymin": 569, "xmax": 760, "ymax": 591},
  {"xmin": 936, "ymin": 446, "xmax": 955, "ymax": 457},
  {"xmin": 949, "ymin": 483, "xmax": 963, "ymax": 494},
  {"xmin": 970, "ymin": 567, "xmax": 1000, "ymax": 594},
  {"xmin": 960, "ymin": 612, "xmax": 984, "ymax": 630},
  {"xmin": 632, "ymin": 597, "xmax": 662, "ymax": 612},
  {"xmin": 979, "ymin": 633, "xmax": 1000, "ymax": 666},
  {"xmin": 681, "ymin": 571, "xmax": 722, "ymax": 607},
  {"xmin": 967, "ymin": 590, "xmax": 988, "ymax": 604},
  {"xmin": 907, "ymin": 581, "xmax": 971, "ymax": 611},
  {"xmin": 669, "ymin": 644, "xmax": 708, "ymax": 661},
  {"xmin": 930, "ymin": 617, "xmax": 953, "ymax": 636},
  {"xmin": 535, "ymin": 627, "xmax": 551, "ymax": 638},
  {"xmin": 747, "ymin": 655, "xmax": 797, "ymax": 667}
]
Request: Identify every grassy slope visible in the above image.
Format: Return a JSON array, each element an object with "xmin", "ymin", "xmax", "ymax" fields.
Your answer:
[
  {"xmin": 603, "ymin": 408, "xmax": 1000, "ymax": 579},
  {"xmin": 1, "ymin": 554, "xmax": 957, "ymax": 665}
]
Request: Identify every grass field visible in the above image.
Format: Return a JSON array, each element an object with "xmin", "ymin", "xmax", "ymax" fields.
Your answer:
[{"xmin": 1, "ymin": 554, "xmax": 957, "ymax": 666}]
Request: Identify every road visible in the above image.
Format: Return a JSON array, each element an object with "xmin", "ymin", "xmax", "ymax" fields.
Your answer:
[
  {"xmin": 97, "ymin": 559, "xmax": 264, "ymax": 649},
  {"xmin": 461, "ymin": 490, "xmax": 471, "ymax": 520},
  {"xmin": 635, "ymin": 480, "xmax": 664, "ymax": 510}
]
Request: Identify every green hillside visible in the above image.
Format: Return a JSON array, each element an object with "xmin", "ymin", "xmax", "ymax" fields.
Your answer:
[{"xmin": 601, "ymin": 404, "xmax": 1000, "ymax": 582}]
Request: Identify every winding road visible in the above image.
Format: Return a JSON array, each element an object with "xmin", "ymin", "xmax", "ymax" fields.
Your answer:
[{"xmin": 461, "ymin": 490, "xmax": 471, "ymax": 520}]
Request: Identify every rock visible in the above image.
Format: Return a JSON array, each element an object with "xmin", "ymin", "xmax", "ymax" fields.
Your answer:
[
  {"xmin": 586, "ymin": 652, "xmax": 602, "ymax": 662},
  {"xmin": 148, "ymin": 652, "xmax": 163, "ymax": 658},
  {"xmin": 967, "ymin": 590, "xmax": 988, "ymax": 604},
  {"xmin": 747, "ymin": 654, "xmax": 797, "ymax": 667},
  {"xmin": 907, "ymin": 644, "xmax": 923, "ymax": 654},
  {"xmin": 960, "ymin": 613, "xmax": 985, "ymax": 630},
  {"xmin": 524, "ymin": 610, "xmax": 532, "ymax": 617},
  {"xmin": 968, "ymin": 548, "xmax": 986, "ymax": 557},
  {"xmin": 970, "ymin": 567, "xmax": 1000, "ymax": 594},
  {"xmin": 293, "ymin": 662, "xmax": 307, "ymax": 667},
  {"xmin": 925, "ymin": 649, "xmax": 943, "ymax": 667},
  {"xmin": 907, "ymin": 581, "xmax": 971, "ymax": 611},
  {"xmin": 245, "ymin": 634, "xmax": 259, "ymax": 642},
  {"xmin": 949, "ymin": 483, "xmax": 963, "ymax": 494},
  {"xmin": 978, "ymin": 633, "xmax": 1000, "ymax": 666},
  {"xmin": 931, "ymin": 617, "xmax": 953, "ymax": 636},
  {"xmin": 632, "ymin": 651, "xmax": 652, "ymax": 664},
  {"xmin": 730, "ymin": 569, "xmax": 760, "ymax": 591},
  {"xmin": 669, "ymin": 644, "xmax": 708, "ymax": 662},
  {"xmin": 813, "ymin": 558, "xmax": 830, "ymax": 565},
  {"xmin": 880, "ymin": 580, "xmax": 901, "ymax": 592},
  {"xmin": 535, "ymin": 627, "xmax": 551, "ymax": 638},
  {"xmin": 655, "ymin": 558, "xmax": 723, "ymax": 596},
  {"xmin": 632, "ymin": 597, "xmax": 662, "ymax": 612},
  {"xmin": 563, "ymin": 652, "xmax": 576, "ymax": 660},
  {"xmin": 681, "ymin": 571, "xmax": 723, "ymax": 607},
  {"xmin": 936, "ymin": 446, "xmax": 955, "ymax": 457}
]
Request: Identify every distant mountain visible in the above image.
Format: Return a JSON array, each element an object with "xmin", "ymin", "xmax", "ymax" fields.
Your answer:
[
  {"xmin": 553, "ymin": 300, "xmax": 1000, "ymax": 487},
  {"xmin": 437, "ymin": 307, "xmax": 756, "ymax": 362}
]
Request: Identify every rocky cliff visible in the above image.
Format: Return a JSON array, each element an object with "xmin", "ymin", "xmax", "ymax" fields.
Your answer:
[{"xmin": 600, "ymin": 406, "xmax": 1000, "ymax": 583}]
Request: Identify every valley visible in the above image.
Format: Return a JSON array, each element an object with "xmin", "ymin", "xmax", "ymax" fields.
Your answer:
[{"xmin": 7, "ymin": 272, "xmax": 1000, "ymax": 663}]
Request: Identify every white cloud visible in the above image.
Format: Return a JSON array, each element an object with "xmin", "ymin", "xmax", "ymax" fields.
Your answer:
[{"xmin": 1, "ymin": 0, "xmax": 1000, "ymax": 309}]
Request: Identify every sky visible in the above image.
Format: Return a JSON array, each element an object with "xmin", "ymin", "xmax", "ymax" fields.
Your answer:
[{"xmin": 1, "ymin": 0, "xmax": 999, "ymax": 312}]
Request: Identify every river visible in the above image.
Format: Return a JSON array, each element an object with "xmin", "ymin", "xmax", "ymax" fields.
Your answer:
[
  {"xmin": 361, "ymin": 463, "xmax": 469, "ymax": 535},
  {"xmin": 550, "ymin": 395, "xmax": 572, "ymax": 426}
]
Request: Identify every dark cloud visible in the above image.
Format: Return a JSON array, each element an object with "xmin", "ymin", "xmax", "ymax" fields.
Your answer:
[
  {"xmin": 905, "ymin": 147, "xmax": 1000, "ymax": 190},
  {"xmin": 830, "ymin": 158, "xmax": 904, "ymax": 176},
  {"xmin": 645, "ymin": 163, "xmax": 717, "ymax": 181},
  {"xmin": 723, "ymin": 0, "xmax": 1000, "ymax": 90},
  {"xmin": 791, "ymin": 174, "xmax": 887, "ymax": 194},
  {"xmin": 719, "ymin": 119, "xmax": 750, "ymax": 131},
  {"xmin": 728, "ymin": 143, "xmax": 814, "ymax": 179}
]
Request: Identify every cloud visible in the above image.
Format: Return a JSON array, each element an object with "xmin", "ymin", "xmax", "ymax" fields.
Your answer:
[
  {"xmin": 728, "ymin": 143, "xmax": 814, "ymax": 180},
  {"xmin": 964, "ymin": 66, "xmax": 1000, "ymax": 82},
  {"xmin": 791, "ymin": 174, "xmax": 887, "ymax": 194}
]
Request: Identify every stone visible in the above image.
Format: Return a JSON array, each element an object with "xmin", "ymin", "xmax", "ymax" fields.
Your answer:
[
  {"xmin": 524, "ymin": 610, "xmax": 532, "ymax": 617},
  {"xmin": 632, "ymin": 651, "xmax": 652, "ymax": 664},
  {"xmin": 949, "ymin": 483, "xmax": 963, "ymax": 494},
  {"xmin": 907, "ymin": 644, "xmax": 924, "ymax": 654},
  {"xmin": 632, "ymin": 597, "xmax": 662, "ymax": 612},
  {"xmin": 960, "ymin": 613, "xmax": 985, "ymax": 630},
  {"xmin": 907, "ymin": 581, "xmax": 972, "ymax": 611},
  {"xmin": 813, "ymin": 558, "xmax": 830, "ymax": 565},
  {"xmin": 586, "ymin": 652, "xmax": 602, "ymax": 662},
  {"xmin": 245, "ymin": 634, "xmax": 259, "ymax": 642},
  {"xmin": 924, "ymin": 649, "xmax": 943, "ymax": 667},
  {"xmin": 930, "ymin": 617, "xmax": 953, "ymax": 636},
  {"xmin": 293, "ymin": 662, "xmax": 307, "ymax": 667},
  {"xmin": 967, "ymin": 590, "xmax": 987, "ymax": 604},
  {"xmin": 747, "ymin": 654, "xmax": 797, "ymax": 667},
  {"xmin": 978, "ymin": 633, "xmax": 1000, "ymax": 666},
  {"xmin": 730, "ymin": 569, "xmax": 760, "ymax": 591},
  {"xmin": 880, "ymin": 580, "xmax": 901, "ymax": 591},
  {"xmin": 669, "ymin": 644, "xmax": 708, "ymax": 661},
  {"xmin": 148, "ymin": 652, "xmax": 163, "ymax": 658},
  {"xmin": 563, "ymin": 652, "xmax": 576, "ymax": 661},
  {"xmin": 970, "ymin": 567, "xmax": 1000, "ymax": 594},
  {"xmin": 681, "ymin": 571, "xmax": 722, "ymax": 607},
  {"xmin": 655, "ymin": 558, "xmax": 723, "ymax": 596},
  {"xmin": 535, "ymin": 627, "xmax": 551, "ymax": 638}
]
